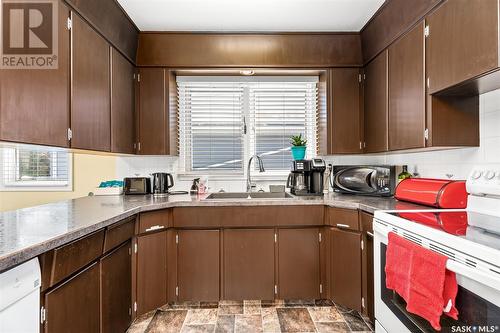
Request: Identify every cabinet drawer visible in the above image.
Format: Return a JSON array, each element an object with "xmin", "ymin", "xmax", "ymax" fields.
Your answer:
[
  {"xmin": 359, "ymin": 211, "xmax": 373, "ymax": 234},
  {"xmin": 138, "ymin": 210, "xmax": 170, "ymax": 234},
  {"xmin": 327, "ymin": 207, "xmax": 359, "ymax": 231},
  {"xmin": 50, "ymin": 230, "xmax": 104, "ymax": 287},
  {"xmin": 103, "ymin": 216, "xmax": 135, "ymax": 253}
]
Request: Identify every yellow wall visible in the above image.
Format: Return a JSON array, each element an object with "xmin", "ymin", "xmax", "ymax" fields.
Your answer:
[{"xmin": 0, "ymin": 153, "xmax": 116, "ymax": 212}]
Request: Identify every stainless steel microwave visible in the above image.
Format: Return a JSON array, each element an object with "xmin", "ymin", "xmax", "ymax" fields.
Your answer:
[{"xmin": 331, "ymin": 165, "xmax": 401, "ymax": 197}]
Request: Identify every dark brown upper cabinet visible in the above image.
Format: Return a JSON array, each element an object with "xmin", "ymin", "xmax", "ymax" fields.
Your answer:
[
  {"xmin": 111, "ymin": 48, "xmax": 136, "ymax": 154},
  {"xmin": 277, "ymin": 228, "xmax": 321, "ymax": 300},
  {"xmin": 426, "ymin": 0, "xmax": 499, "ymax": 95},
  {"xmin": 71, "ymin": 13, "xmax": 111, "ymax": 151},
  {"xmin": 137, "ymin": 68, "xmax": 178, "ymax": 155},
  {"xmin": 223, "ymin": 229, "xmax": 275, "ymax": 300},
  {"xmin": 364, "ymin": 50, "xmax": 388, "ymax": 153},
  {"xmin": 329, "ymin": 68, "xmax": 363, "ymax": 154},
  {"xmin": 388, "ymin": 22, "xmax": 426, "ymax": 151},
  {"xmin": 0, "ymin": 1, "xmax": 70, "ymax": 147},
  {"xmin": 177, "ymin": 230, "xmax": 220, "ymax": 301}
]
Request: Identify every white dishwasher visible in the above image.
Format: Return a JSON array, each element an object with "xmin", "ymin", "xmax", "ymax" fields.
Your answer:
[{"xmin": 0, "ymin": 258, "xmax": 41, "ymax": 333}]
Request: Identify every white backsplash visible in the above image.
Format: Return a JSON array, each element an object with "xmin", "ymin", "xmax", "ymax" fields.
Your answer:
[{"xmin": 116, "ymin": 89, "xmax": 500, "ymax": 191}]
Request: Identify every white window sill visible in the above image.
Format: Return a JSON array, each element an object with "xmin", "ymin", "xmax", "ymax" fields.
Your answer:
[{"xmin": 0, "ymin": 182, "xmax": 72, "ymax": 192}]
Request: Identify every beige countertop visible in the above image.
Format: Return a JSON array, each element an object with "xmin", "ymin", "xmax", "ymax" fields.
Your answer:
[{"xmin": 0, "ymin": 192, "xmax": 425, "ymax": 272}]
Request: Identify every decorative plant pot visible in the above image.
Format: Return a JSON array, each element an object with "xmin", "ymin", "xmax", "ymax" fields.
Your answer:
[{"xmin": 291, "ymin": 146, "xmax": 306, "ymax": 160}]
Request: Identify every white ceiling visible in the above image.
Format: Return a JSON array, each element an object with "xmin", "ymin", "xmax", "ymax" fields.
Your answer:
[{"xmin": 117, "ymin": 0, "xmax": 385, "ymax": 32}]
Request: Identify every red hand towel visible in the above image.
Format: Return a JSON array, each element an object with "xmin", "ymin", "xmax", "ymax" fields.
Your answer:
[{"xmin": 385, "ymin": 232, "xmax": 459, "ymax": 330}]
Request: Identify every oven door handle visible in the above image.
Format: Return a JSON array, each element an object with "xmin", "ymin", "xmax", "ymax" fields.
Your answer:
[{"xmin": 445, "ymin": 259, "xmax": 500, "ymax": 288}]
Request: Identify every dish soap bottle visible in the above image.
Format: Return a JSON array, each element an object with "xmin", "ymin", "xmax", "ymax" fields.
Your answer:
[{"xmin": 398, "ymin": 165, "xmax": 412, "ymax": 183}]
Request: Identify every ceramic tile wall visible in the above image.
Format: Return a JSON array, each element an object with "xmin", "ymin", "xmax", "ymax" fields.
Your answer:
[{"xmin": 116, "ymin": 89, "xmax": 500, "ymax": 190}]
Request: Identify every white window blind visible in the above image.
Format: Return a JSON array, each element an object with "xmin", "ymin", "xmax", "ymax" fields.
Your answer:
[
  {"xmin": 249, "ymin": 81, "xmax": 318, "ymax": 171},
  {"xmin": 177, "ymin": 81, "xmax": 244, "ymax": 172},
  {"xmin": 1, "ymin": 146, "xmax": 72, "ymax": 190},
  {"xmin": 177, "ymin": 76, "xmax": 318, "ymax": 176}
]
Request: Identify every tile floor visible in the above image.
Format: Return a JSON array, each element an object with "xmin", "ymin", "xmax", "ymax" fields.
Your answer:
[{"xmin": 127, "ymin": 300, "xmax": 374, "ymax": 333}]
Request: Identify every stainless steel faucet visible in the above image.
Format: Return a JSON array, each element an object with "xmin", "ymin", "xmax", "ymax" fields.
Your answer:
[{"xmin": 246, "ymin": 155, "xmax": 265, "ymax": 192}]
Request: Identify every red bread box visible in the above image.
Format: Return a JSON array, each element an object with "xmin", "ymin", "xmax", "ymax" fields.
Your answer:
[{"xmin": 395, "ymin": 178, "xmax": 468, "ymax": 209}]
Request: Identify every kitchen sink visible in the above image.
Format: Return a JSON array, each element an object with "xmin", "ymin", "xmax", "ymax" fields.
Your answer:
[{"xmin": 205, "ymin": 192, "xmax": 294, "ymax": 200}]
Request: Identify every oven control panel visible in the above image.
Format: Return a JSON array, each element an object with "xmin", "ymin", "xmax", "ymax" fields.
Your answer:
[{"xmin": 467, "ymin": 167, "xmax": 500, "ymax": 196}]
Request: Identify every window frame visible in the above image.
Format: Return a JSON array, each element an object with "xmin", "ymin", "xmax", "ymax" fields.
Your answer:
[
  {"xmin": 0, "ymin": 146, "xmax": 73, "ymax": 192},
  {"xmin": 177, "ymin": 76, "xmax": 319, "ymax": 180}
]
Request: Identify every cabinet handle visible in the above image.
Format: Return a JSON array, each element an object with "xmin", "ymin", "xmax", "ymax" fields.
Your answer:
[
  {"xmin": 366, "ymin": 231, "xmax": 374, "ymax": 237},
  {"xmin": 336, "ymin": 223, "xmax": 350, "ymax": 229},
  {"xmin": 145, "ymin": 225, "xmax": 165, "ymax": 232}
]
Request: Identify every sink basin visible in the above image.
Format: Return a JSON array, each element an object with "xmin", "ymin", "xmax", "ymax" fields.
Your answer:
[{"xmin": 205, "ymin": 192, "xmax": 293, "ymax": 200}]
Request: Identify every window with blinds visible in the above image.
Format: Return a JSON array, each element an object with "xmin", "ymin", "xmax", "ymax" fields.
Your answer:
[
  {"xmin": 1, "ymin": 146, "xmax": 72, "ymax": 190},
  {"xmin": 177, "ymin": 76, "xmax": 318, "ymax": 176}
]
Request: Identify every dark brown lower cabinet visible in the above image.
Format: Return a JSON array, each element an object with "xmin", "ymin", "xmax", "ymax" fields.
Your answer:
[
  {"xmin": 44, "ymin": 262, "xmax": 100, "ymax": 333},
  {"xmin": 223, "ymin": 229, "xmax": 275, "ymax": 300},
  {"xmin": 136, "ymin": 231, "xmax": 167, "ymax": 315},
  {"xmin": 101, "ymin": 241, "xmax": 132, "ymax": 333},
  {"xmin": 177, "ymin": 230, "xmax": 220, "ymax": 301},
  {"xmin": 278, "ymin": 228, "xmax": 321, "ymax": 300},
  {"xmin": 331, "ymin": 228, "xmax": 362, "ymax": 311}
]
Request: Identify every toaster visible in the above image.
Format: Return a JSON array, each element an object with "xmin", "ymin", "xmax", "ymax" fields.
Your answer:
[{"xmin": 123, "ymin": 177, "xmax": 151, "ymax": 195}]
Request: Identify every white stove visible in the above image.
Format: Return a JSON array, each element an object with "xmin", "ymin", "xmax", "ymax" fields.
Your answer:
[{"xmin": 373, "ymin": 167, "xmax": 500, "ymax": 333}]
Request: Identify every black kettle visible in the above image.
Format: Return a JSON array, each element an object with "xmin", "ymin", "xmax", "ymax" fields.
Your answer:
[{"xmin": 151, "ymin": 173, "xmax": 174, "ymax": 194}]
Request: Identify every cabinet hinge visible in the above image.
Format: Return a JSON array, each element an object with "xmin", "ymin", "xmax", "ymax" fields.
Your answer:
[
  {"xmin": 427, "ymin": 77, "xmax": 430, "ymax": 89},
  {"xmin": 67, "ymin": 128, "xmax": 72, "ymax": 141},
  {"xmin": 40, "ymin": 306, "xmax": 46, "ymax": 324},
  {"xmin": 318, "ymin": 232, "xmax": 322, "ymax": 243},
  {"xmin": 137, "ymin": 74, "xmax": 141, "ymax": 82},
  {"xmin": 358, "ymin": 74, "xmax": 362, "ymax": 83},
  {"xmin": 363, "ymin": 142, "xmax": 366, "ymax": 149},
  {"xmin": 134, "ymin": 302, "xmax": 137, "ymax": 312},
  {"xmin": 319, "ymin": 284, "xmax": 323, "ymax": 294},
  {"xmin": 67, "ymin": 17, "xmax": 72, "ymax": 30},
  {"xmin": 424, "ymin": 128, "xmax": 429, "ymax": 141},
  {"xmin": 176, "ymin": 286, "xmax": 179, "ymax": 296},
  {"xmin": 274, "ymin": 285, "xmax": 278, "ymax": 295},
  {"xmin": 361, "ymin": 239, "xmax": 364, "ymax": 251},
  {"xmin": 134, "ymin": 242, "xmax": 138, "ymax": 254},
  {"xmin": 137, "ymin": 142, "xmax": 141, "ymax": 152},
  {"xmin": 274, "ymin": 233, "xmax": 277, "ymax": 243},
  {"xmin": 176, "ymin": 234, "xmax": 179, "ymax": 244},
  {"xmin": 424, "ymin": 25, "xmax": 430, "ymax": 38},
  {"xmin": 359, "ymin": 141, "xmax": 363, "ymax": 150},
  {"xmin": 128, "ymin": 246, "xmax": 132, "ymax": 255},
  {"xmin": 361, "ymin": 297, "xmax": 365, "ymax": 308},
  {"xmin": 129, "ymin": 307, "xmax": 132, "ymax": 316}
]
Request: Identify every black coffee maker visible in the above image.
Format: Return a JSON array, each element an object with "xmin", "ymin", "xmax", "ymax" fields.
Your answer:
[{"xmin": 286, "ymin": 159, "xmax": 326, "ymax": 196}]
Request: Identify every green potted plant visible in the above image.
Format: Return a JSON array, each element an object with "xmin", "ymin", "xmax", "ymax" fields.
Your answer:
[{"xmin": 290, "ymin": 134, "xmax": 307, "ymax": 160}]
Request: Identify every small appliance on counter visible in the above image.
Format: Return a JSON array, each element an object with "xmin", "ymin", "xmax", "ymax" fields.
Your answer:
[
  {"xmin": 151, "ymin": 172, "xmax": 174, "ymax": 196},
  {"xmin": 286, "ymin": 158, "xmax": 326, "ymax": 196},
  {"xmin": 124, "ymin": 177, "xmax": 151, "ymax": 195},
  {"xmin": 331, "ymin": 165, "xmax": 401, "ymax": 197},
  {"xmin": 395, "ymin": 178, "xmax": 468, "ymax": 209}
]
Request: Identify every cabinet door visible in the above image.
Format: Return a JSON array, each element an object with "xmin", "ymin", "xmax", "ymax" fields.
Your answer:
[
  {"xmin": 330, "ymin": 68, "xmax": 363, "ymax": 154},
  {"xmin": 71, "ymin": 13, "xmax": 111, "ymax": 151},
  {"xmin": 331, "ymin": 228, "xmax": 362, "ymax": 311},
  {"xmin": 364, "ymin": 50, "xmax": 388, "ymax": 153},
  {"xmin": 0, "ymin": 1, "xmax": 70, "ymax": 147},
  {"xmin": 361, "ymin": 231, "xmax": 374, "ymax": 320},
  {"xmin": 223, "ymin": 229, "xmax": 275, "ymax": 300},
  {"xmin": 177, "ymin": 230, "xmax": 220, "ymax": 301},
  {"xmin": 426, "ymin": 0, "xmax": 498, "ymax": 94},
  {"xmin": 101, "ymin": 241, "xmax": 132, "ymax": 333},
  {"xmin": 278, "ymin": 228, "xmax": 320, "ymax": 300},
  {"xmin": 138, "ymin": 68, "xmax": 168, "ymax": 155},
  {"xmin": 111, "ymin": 48, "xmax": 135, "ymax": 154},
  {"xmin": 388, "ymin": 22, "xmax": 426, "ymax": 151},
  {"xmin": 44, "ymin": 263, "xmax": 100, "ymax": 333},
  {"xmin": 136, "ymin": 231, "xmax": 167, "ymax": 315}
]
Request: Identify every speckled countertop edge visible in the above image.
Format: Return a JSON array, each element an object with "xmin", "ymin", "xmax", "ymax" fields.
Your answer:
[{"xmin": 0, "ymin": 193, "xmax": 424, "ymax": 272}]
